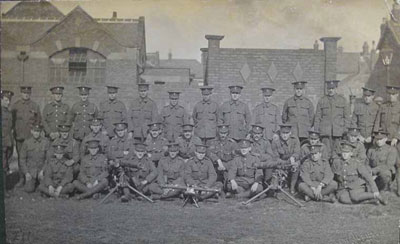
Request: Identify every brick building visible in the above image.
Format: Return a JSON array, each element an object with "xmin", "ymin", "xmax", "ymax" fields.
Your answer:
[
  {"xmin": 1, "ymin": 2, "xmax": 146, "ymax": 108},
  {"xmin": 201, "ymin": 35, "xmax": 341, "ymax": 109},
  {"xmin": 367, "ymin": 2, "xmax": 400, "ymax": 97}
]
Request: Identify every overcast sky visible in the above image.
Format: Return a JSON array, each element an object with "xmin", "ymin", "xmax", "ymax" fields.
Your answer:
[{"xmin": 1, "ymin": 0, "xmax": 390, "ymax": 61}]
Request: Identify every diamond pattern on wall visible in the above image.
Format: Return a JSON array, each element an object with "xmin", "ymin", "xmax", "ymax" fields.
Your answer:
[
  {"xmin": 240, "ymin": 62, "xmax": 251, "ymax": 82},
  {"xmin": 267, "ymin": 62, "xmax": 278, "ymax": 82},
  {"xmin": 292, "ymin": 62, "xmax": 304, "ymax": 82}
]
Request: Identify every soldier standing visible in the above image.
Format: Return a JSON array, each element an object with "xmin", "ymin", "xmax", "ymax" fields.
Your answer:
[
  {"xmin": 374, "ymin": 85, "xmax": 400, "ymax": 197},
  {"xmin": 2, "ymin": 91, "xmax": 14, "ymax": 175},
  {"xmin": 252, "ymin": 87, "xmax": 280, "ymax": 141},
  {"xmin": 69, "ymin": 86, "xmax": 98, "ymax": 142},
  {"xmin": 351, "ymin": 87, "xmax": 379, "ymax": 147},
  {"xmin": 74, "ymin": 139, "xmax": 109, "ymax": 200},
  {"xmin": 298, "ymin": 144, "xmax": 337, "ymax": 203},
  {"xmin": 314, "ymin": 80, "xmax": 351, "ymax": 159},
  {"xmin": 19, "ymin": 124, "xmax": 49, "ymax": 192},
  {"xmin": 11, "ymin": 86, "xmax": 41, "ymax": 187},
  {"xmin": 184, "ymin": 144, "xmax": 223, "ymax": 201},
  {"xmin": 226, "ymin": 139, "xmax": 264, "ymax": 199},
  {"xmin": 38, "ymin": 145, "xmax": 74, "ymax": 198},
  {"xmin": 42, "ymin": 86, "xmax": 69, "ymax": 141},
  {"xmin": 128, "ymin": 83, "xmax": 158, "ymax": 142},
  {"xmin": 367, "ymin": 129, "xmax": 397, "ymax": 192},
  {"xmin": 332, "ymin": 141, "xmax": 387, "ymax": 205},
  {"xmin": 145, "ymin": 121, "xmax": 168, "ymax": 167},
  {"xmin": 282, "ymin": 81, "xmax": 314, "ymax": 143},
  {"xmin": 192, "ymin": 86, "xmax": 219, "ymax": 144},
  {"xmin": 271, "ymin": 124, "xmax": 301, "ymax": 194},
  {"xmin": 218, "ymin": 85, "xmax": 251, "ymax": 142},
  {"xmin": 160, "ymin": 91, "xmax": 189, "ymax": 142},
  {"xmin": 176, "ymin": 124, "xmax": 202, "ymax": 161},
  {"xmin": 99, "ymin": 86, "xmax": 127, "ymax": 139}
]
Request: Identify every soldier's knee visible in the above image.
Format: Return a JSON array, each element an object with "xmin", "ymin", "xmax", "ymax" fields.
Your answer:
[
  {"xmin": 326, "ymin": 181, "xmax": 338, "ymax": 191},
  {"xmin": 298, "ymin": 182, "xmax": 309, "ymax": 193},
  {"xmin": 24, "ymin": 180, "xmax": 36, "ymax": 193},
  {"xmin": 337, "ymin": 191, "xmax": 352, "ymax": 204}
]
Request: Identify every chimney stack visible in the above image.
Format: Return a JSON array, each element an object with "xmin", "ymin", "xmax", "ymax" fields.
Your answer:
[
  {"xmin": 320, "ymin": 37, "xmax": 341, "ymax": 84},
  {"xmin": 168, "ymin": 50, "xmax": 172, "ymax": 60},
  {"xmin": 204, "ymin": 35, "xmax": 224, "ymax": 85},
  {"xmin": 112, "ymin": 11, "xmax": 117, "ymax": 19},
  {"xmin": 205, "ymin": 35, "xmax": 224, "ymax": 50},
  {"xmin": 313, "ymin": 40, "xmax": 319, "ymax": 50}
]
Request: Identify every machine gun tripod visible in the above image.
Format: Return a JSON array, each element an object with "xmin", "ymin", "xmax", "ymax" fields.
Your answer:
[
  {"xmin": 100, "ymin": 171, "xmax": 154, "ymax": 204},
  {"xmin": 242, "ymin": 166, "xmax": 304, "ymax": 207},
  {"xmin": 161, "ymin": 185, "xmax": 220, "ymax": 208}
]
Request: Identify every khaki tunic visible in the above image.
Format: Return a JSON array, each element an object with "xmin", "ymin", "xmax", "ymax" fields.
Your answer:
[
  {"xmin": 11, "ymin": 99, "xmax": 41, "ymax": 141},
  {"xmin": 157, "ymin": 156, "xmax": 185, "ymax": 185},
  {"xmin": 374, "ymin": 101, "xmax": 400, "ymax": 141},
  {"xmin": 43, "ymin": 157, "xmax": 73, "ymax": 187},
  {"xmin": 99, "ymin": 99, "xmax": 127, "ymax": 137},
  {"xmin": 253, "ymin": 102, "xmax": 280, "ymax": 141},
  {"xmin": 69, "ymin": 101, "xmax": 98, "ymax": 141},
  {"xmin": 128, "ymin": 97, "xmax": 158, "ymax": 139},
  {"xmin": 145, "ymin": 135, "xmax": 168, "ymax": 163},
  {"xmin": 314, "ymin": 94, "xmax": 350, "ymax": 137},
  {"xmin": 78, "ymin": 153, "xmax": 109, "ymax": 184},
  {"xmin": 49, "ymin": 136, "xmax": 80, "ymax": 163},
  {"xmin": 121, "ymin": 156, "xmax": 158, "ymax": 183},
  {"xmin": 80, "ymin": 132, "xmax": 110, "ymax": 158},
  {"xmin": 107, "ymin": 134, "xmax": 134, "ymax": 163},
  {"xmin": 176, "ymin": 135, "xmax": 203, "ymax": 159},
  {"xmin": 20, "ymin": 136, "xmax": 49, "ymax": 176},
  {"xmin": 207, "ymin": 137, "xmax": 237, "ymax": 163},
  {"xmin": 2, "ymin": 107, "xmax": 14, "ymax": 147},
  {"xmin": 228, "ymin": 154, "xmax": 263, "ymax": 188},
  {"xmin": 160, "ymin": 104, "xmax": 189, "ymax": 141},
  {"xmin": 300, "ymin": 158, "xmax": 333, "ymax": 188},
  {"xmin": 42, "ymin": 101, "xmax": 69, "ymax": 135},
  {"xmin": 367, "ymin": 144, "xmax": 397, "ymax": 174},
  {"xmin": 218, "ymin": 100, "xmax": 251, "ymax": 140},
  {"xmin": 185, "ymin": 157, "xmax": 217, "ymax": 188},
  {"xmin": 271, "ymin": 136, "xmax": 301, "ymax": 163},
  {"xmin": 351, "ymin": 101, "xmax": 379, "ymax": 139},
  {"xmin": 192, "ymin": 100, "xmax": 219, "ymax": 139},
  {"xmin": 282, "ymin": 96, "xmax": 314, "ymax": 138}
]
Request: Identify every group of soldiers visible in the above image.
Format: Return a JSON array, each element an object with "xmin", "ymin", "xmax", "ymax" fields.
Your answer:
[{"xmin": 1, "ymin": 78, "xmax": 399, "ymax": 205}]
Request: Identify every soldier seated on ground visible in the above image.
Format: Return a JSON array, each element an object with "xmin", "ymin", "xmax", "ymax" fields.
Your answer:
[
  {"xmin": 19, "ymin": 124, "xmax": 50, "ymax": 193},
  {"xmin": 367, "ymin": 129, "xmax": 397, "ymax": 192},
  {"xmin": 145, "ymin": 121, "xmax": 168, "ymax": 167},
  {"xmin": 150, "ymin": 142, "xmax": 186, "ymax": 200},
  {"xmin": 184, "ymin": 144, "xmax": 223, "ymax": 201},
  {"xmin": 80, "ymin": 118, "xmax": 110, "ymax": 160},
  {"xmin": 118, "ymin": 142, "xmax": 158, "ymax": 202},
  {"xmin": 331, "ymin": 141, "xmax": 387, "ymax": 205},
  {"xmin": 73, "ymin": 140, "xmax": 109, "ymax": 200},
  {"xmin": 38, "ymin": 145, "xmax": 75, "ymax": 198},
  {"xmin": 298, "ymin": 144, "xmax": 337, "ymax": 203},
  {"xmin": 226, "ymin": 139, "xmax": 264, "ymax": 199}
]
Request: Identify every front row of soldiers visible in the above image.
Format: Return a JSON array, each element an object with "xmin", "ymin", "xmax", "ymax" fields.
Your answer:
[{"xmin": 8, "ymin": 111, "xmax": 394, "ymax": 206}]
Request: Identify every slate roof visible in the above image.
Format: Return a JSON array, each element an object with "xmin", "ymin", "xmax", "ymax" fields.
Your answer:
[
  {"xmin": 2, "ymin": 1, "xmax": 65, "ymax": 19},
  {"xmin": 159, "ymin": 59, "xmax": 203, "ymax": 78}
]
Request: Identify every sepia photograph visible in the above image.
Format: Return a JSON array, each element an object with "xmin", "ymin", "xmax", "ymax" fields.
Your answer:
[{"xmin": 1, "ymin": 0, "xmax": 400, "ymax": 243}]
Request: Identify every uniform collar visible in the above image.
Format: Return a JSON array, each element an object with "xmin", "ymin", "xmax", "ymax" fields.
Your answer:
[
  {"xmin": 230, "ymin": 100, "xmax": 239, "ymax": 105},
  {"xmin": 294, "ymin": 96, "xmax": 303, "ymax": 101},
  {"xmin": 140, "ymin": 97, "xmax": 148, "ymax": 104},
  {"xmin": 202, "ymin": 100, "xmax": 211, "ymax": 105},
  {"xmin": 80, "ymin": 101, "xmax": 89, "ymax": 106},
  {"xmin": 52, "ymin": 101, "xmax": 63, "ymax": 106}
]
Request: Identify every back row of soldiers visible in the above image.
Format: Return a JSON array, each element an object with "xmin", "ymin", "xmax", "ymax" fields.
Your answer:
[{"xmin": 1, "ymin": 79, "xmax": 399, "ymax": 203}]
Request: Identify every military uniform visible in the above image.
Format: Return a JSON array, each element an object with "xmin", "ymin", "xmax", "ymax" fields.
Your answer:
[
  {"xmin": 128, "ymin": 85, "xmax": 158, "ymax": 140},
  {"xmin": 80, "ymin": 119, "xmax": 110, "ymax": 159},
  {"xmin": 176, "ymin": 130, "xmax": 203, "ymax": 160},
  {"xmin": 253, "ymin": 94, "xmax": 280, "ymax": 141},
  {"xmin": 42, "ymin": 86, "xmax": 69, "ymax": 138},
  {"xmin": 300, "ymin": 143, "xmax": 329, "ymax": 162},
  {"xmin": 314, "ymin": 80, "xmax": 350, "ymax": 158},
  {"xmin": 192, "ymin": 86, "xmax": 219, "ymax": 140},
  {"xmin": 2, "ymin": 90, "xmax": 14, "ymax": 172},
  {"xmin": 19, "ymin": 126, "xmax": 49, "ymax": 192},
  {"xmin": 185, "ymin": 156, "xmax": 219, "ymax": 188},
  {"xmin": 50, "ymin": 126, "xmax": 80, "ymax": 166},
  {"xmin": 99, "ymin": 86, "xmax": 127, "ymax": 138},
  {"xmin": 38, "ymin": 146, "xmax": 74, "ymax": 197},
  {"xmin": 145, "ymin": 135, "xmax": 168, "ymax": 166},
  {"xmin": 282, "ymin": 82, "xmax": 314, "ymax": 140},
  {"xmin": 160, "ymin": 91, "xmax": 189, "ymax": 141},
  {"xmin": 69, "ymin": 86, "xmax": 98, "ymax": 141},
  {"xmin": 11, "ymin": 87, "xmax": 41, "ymax": 154},
  {"xmin": 107, "ymin": 124, "xmax": 133, "ymax": 164},
  {"xmin": 351, "ymin": 87, "xmax": 379, "ymax": 140},
  {"xmin": 298, "ymin": 144, "xmax": 337, "ymax": 201}
]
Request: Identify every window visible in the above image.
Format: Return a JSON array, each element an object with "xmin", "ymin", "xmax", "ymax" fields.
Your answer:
[{"xmin": 49, "ymin": 48, "xmax": 106, "ymax": 84}]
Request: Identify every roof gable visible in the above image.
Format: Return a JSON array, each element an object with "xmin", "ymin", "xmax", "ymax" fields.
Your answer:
[{"xmin": 2, "ymin": 1, "xmax": 64, "ymax": 19}]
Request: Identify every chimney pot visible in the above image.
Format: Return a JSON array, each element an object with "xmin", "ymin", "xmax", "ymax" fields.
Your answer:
[
  {"xmin": 205, "ymin": 35, "xmax": 224, "ymax": 49},
  {"xmin": 313, "ymin": 40, "xmax": 319, "ymax": 50},
  {"xmin": 112, "ymin": 11, "xmax": 117, "ymax": 19}
]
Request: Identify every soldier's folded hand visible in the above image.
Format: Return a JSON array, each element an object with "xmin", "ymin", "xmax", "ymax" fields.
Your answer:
[
  {"xmin": 87, "ymin": 183, "xmax": 93, "ymax": 188},
  {"xmin": 217, "ymin": 160, "xmax": 226, "ymax": 171},
  {"xmin": 49, "ymin": 185, "xmax": 55, "ymax": 195},
  {"xmin": 147, "ymin": 153, "xmax": 152, "ymax": 158},
  {"xmin": 231, "ymin": 180, "xmax": 238, "ymax": 190},
  {"xmin": 365, "ymin": 136, "xmax": 372, "ymax": 143},
  {"xmin": 65, "ymin": 159, "xmax": 74, "ymax": 167},
  {"xmin": 25, "ymin": 173, "xmax": 32, "ymax": 181},
  {"xmin": 94, "ymin": 180, "xmax": 99, "ymax": 186},
  {"xmin": 272, "ymin": 134, "xmax": 279, "ymax": 141},
  {"xmin": 50, "ymin": 132, "xmax": 59, "ymax": 140},
  {"xmin": 251, "ymin": 182, "xmax": 259, "ymax": 192},
  {"xmin": 391, "ymin": 138, "xmax": 398, "ymax": 146},
  {"xmin": 55, "ymin": 186, "xmax": 63, "ymax": 196},
  {"xmin": 38, "ymin": 170, "xmax": 44, "ymax": 180},
  {"xmin": 141, "ymin": 180, "xmax": 148, "ymax": 186},
  {"xmin": 315, "ymin": 185, "xmax": 322, "ymax": 200},
  {"xmin": 373, "ymin": 192, "xmax": 380, "ymax": 199}
]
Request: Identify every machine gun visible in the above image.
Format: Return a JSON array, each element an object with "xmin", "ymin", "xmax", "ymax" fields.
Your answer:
[
  {"xmin": 242, "ymin": 165, "xmax": 304, "ymax": 207},
  {"xmin": 161, "ymin": 184, "xmax": 220, "ymax": 208},
  {"xmin": 100, "ymin": 168, "xmax": 154, "ymax": 204}
]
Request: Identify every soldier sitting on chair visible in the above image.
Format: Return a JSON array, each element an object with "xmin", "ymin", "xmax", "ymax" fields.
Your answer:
[
  {"xmin": 118, "ymin": 142, "xmax": 158, "ymax": 202},
  {"xmin": 74, "ymin": 139, "xmax": 109, "ymax": 200},
  {"xmin": 80, "ymin": 118, "xmax": 110, "ymax": 159},
  {"xmin": 151, "ymin": 142, "xmax": 185, "ymax": 200},
  {"xmin": 226, "ymin": 139, "xmax": 264, "ymax": 199},
  {"xmin": 184, "ymin": 144, "xmax": 222, "ymax": 201},
  {"xmin": 38, "ymin": 145, "xmax": 75, "ymax": 198},
  {"xmin": 19, "ymin": 123, "xmax": 50, "ymax": 193},
  {"xmin": 145, "ymin": 121, "xmax": 169, "ymax": 167},
  {"xmin": 177, "ymin": 123, "xmax": 203, "ymax": 161},
  {"xmin": 298, "ymin": 144, "xmax": 337, "ymax": 203},
  {"xmin": 332, "ymin": 141, "xmax": 387, "ymax": 205},
  {"xmin": 367, "ymin": 129, "xmax": 397, "ymax": 192}
]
